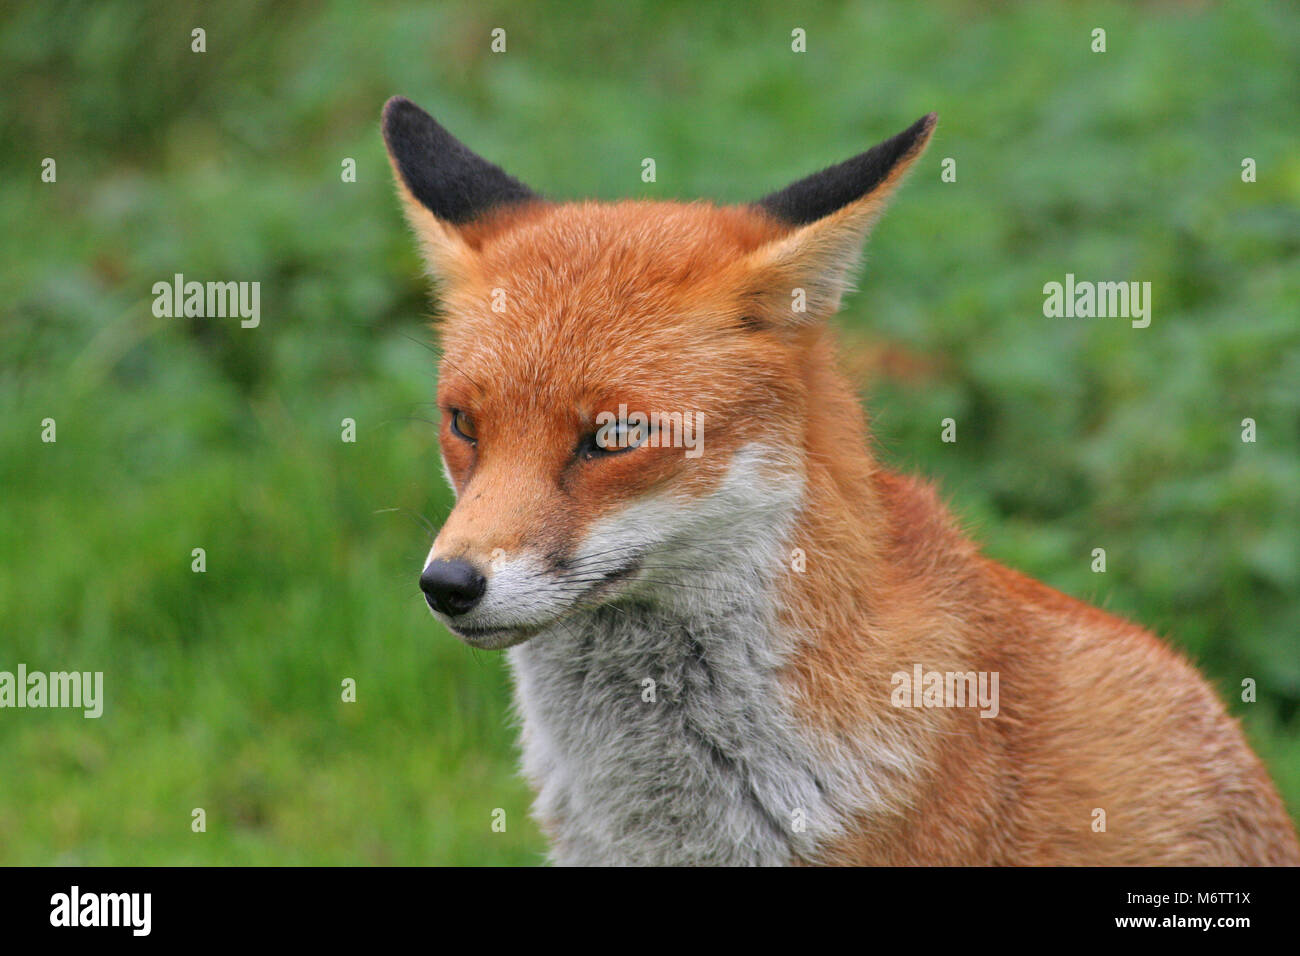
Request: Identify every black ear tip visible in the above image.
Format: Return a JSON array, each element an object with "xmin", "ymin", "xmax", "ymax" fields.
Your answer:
[
  {"xmin": 755, "ymin": 112, "xmax": 939, "ymax": 227},
  {"xmin": 379, "ymin": 95, "xmax": 539, "ymax": 225},
  {"xmin": 903, "ymin": 112, "xmax": 938, "ymax": 148},
  {"xmin": 382, "ymin": 95, "xmax": 411, "ymax": 116},
  {"xmin": 382, "ymin": 96, "xmax": 429, "ymax": 144}
]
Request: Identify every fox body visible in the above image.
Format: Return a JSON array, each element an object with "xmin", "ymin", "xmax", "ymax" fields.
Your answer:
[{"xmin": 382, "ymin": 97, "xmax": 1300, "ymax": 866}]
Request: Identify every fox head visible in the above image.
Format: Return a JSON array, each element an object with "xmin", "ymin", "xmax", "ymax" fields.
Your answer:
[{"xmin": 383, "ymin": 96, "xmax": 934, "ymax": 648}]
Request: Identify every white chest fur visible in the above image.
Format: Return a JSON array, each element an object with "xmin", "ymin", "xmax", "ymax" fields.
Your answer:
[{"xmin": 510, "ymin": 585, "xmax": 814, "ymax": 864}]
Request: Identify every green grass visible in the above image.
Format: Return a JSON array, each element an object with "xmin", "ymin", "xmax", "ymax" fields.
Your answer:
[{"xmin": 1, "ymin": 0, "xmax": 1297, "ymax": 863}]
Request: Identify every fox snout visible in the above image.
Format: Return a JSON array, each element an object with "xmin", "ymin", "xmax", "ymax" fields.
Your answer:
[
  {"xmin": 418, "ymin": 559, "xmax": 486, "ymax": 617},
  {"xmin": 417, "ymin": 545, "xmax": 620, "ymax": 650}
]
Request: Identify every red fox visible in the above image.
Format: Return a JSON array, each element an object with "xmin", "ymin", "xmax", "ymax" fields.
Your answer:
[{"xmin": 382, "ymin": 96, "xmax": 1300, "ymax": 866}]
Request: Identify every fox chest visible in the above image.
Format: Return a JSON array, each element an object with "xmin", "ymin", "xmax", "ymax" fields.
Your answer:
[{"xmin": 507, "ymin": 609, "xmax": 834, "ymax": 866}]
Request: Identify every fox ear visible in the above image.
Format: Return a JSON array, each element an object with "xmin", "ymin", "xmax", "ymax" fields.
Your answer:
[
  {"xmin": 746, "ymin": 113, "xmax": 936, "ymax": 322},
  {"xmin": 381, "ymin": 96, "xmax": 540, "ymax": 280}
]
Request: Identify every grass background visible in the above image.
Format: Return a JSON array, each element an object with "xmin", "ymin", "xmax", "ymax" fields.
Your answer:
[{"xmin": 1, "ymin": 0, "xmax": 1297, "ymax": 864}]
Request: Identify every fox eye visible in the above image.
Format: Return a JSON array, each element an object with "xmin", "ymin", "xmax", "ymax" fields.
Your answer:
[
  {"xmin": 578, "ymin": 432, "xmax": 628, "ymax": 461},
  {"xmin": 578, "ymin": 422, "xmax": 647, "ymax": 461},
  {"xmin": 449, "ymin": 408, "xmax": 478, "ymax": 444}
]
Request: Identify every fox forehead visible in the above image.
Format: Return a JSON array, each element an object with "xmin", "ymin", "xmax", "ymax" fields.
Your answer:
[
  {"xmin": 435, "ymin": 200, "xmax": 798, "ymax": 414},
  {"xmin": 438, "ymin": 200, "xmax": 785, "ymax": 344},
  {"xmin": 467, "ymin": 199, "xmax": 786, "ymax": 280}
]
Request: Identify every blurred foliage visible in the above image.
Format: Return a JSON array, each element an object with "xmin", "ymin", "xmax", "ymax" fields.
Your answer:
[{"xmin": 0, "ymin": 0, "xmax": 1297, "ymax": 863}]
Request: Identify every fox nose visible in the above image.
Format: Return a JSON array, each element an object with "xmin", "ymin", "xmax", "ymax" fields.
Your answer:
[{"xmin": 420, "ymin": 559, "xmax": 487, "ymax": 617}]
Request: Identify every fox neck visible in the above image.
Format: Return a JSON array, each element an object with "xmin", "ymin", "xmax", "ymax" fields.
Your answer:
[{"xmin": 507, "ymin": 347, "xmax": 924, "ymax": 865}]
